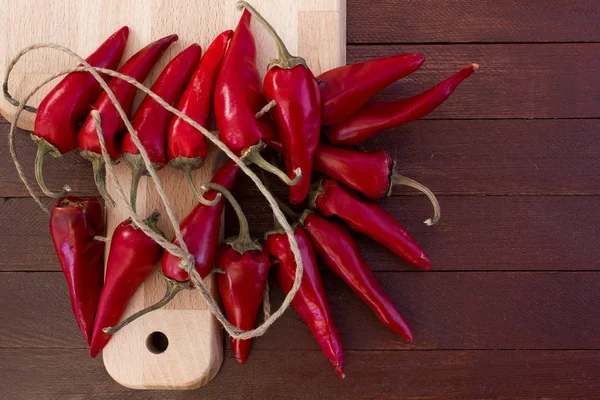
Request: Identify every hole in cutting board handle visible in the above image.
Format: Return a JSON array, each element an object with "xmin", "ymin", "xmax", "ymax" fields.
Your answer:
[{"xmin": 146, "ymin": 331, "xmax": 169, "ymax": 354}]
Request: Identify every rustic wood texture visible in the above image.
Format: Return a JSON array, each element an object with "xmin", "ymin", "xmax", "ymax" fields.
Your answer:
[
  {"xmin": 347, "ymin": 0, "xmax": 600, "ymax": 43},
  {"xmin": 1, "ymin": 0, "xmax": 599, "ymax": 398},
  {"xmin": 1, "ymin": 349, "xmax": 599, "ymax": 399},
  {"xmin": 347, "ymin": 44, "xmax": 600, "ymax": 119},
  {"xmin": 3, "ymin": 271, "xmax": 599, "ymax": 350}
]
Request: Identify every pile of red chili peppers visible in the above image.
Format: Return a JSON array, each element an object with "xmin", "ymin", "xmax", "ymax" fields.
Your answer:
[{"xmin": 12, "ymin": 1, "xmax": 478, "ymax": 378}]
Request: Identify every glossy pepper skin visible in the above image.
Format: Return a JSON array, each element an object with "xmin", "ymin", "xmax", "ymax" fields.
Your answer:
[
  {"xmin": 318, "ymin": 53, "xmax": 425, "ymax": 126},
  {"xmin": 161, "ymin": 161, "xmax": 241, "ymax": 282},
  {"xmin": 214, "ymin": 10, "xmax": 274, "ymax": 156},
  {"xmin": 266, "ymin": 226, "xmax": 345, "ymax": 378},
  {"xmin": 300, "ymin": 211, "xmax": 413, "ymax": 342},
  {"xmin": 314, "ymin": 143, "xmax": 393, "ymax": 200},
  {"xmin": 311, "ymin": 179, "xmax": 431, "ymax": 270},
  {"xmin": 89, "ymin": 213, "xmax": 164, "ymax": 358},
  {"xmin": 168, "ymin": 30, "xmax": 232, "ymax": 167},
  {"xmin": 121, "ymin": 44, "xmax": 202, "ymax": 211},
  {"xmin": 216, "ymin": 244, "xmax": 271, "ymax": 364},
  {"xmin": 326, "ymin": 63, "xmax": 479, "ymax": 146},
  {"xmin": 32, "ymin": 27, "xmax": 129, "ymax": 197},
  {"xmin": 49, "ymin": 197, "xmax": 106, "ymax": 345},
  {"xmin": 79, "ymin": 34, "xmax": 178, "ymax": 159},
  {"xmin": 240, "ymin": 2, "xmax": 321, "ymax": 204}
]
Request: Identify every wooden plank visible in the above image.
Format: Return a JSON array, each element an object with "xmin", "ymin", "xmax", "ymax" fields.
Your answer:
[
  {"xmin": 348, "ymin": 0, "xmax": 600, "ymax": 44},
  {"xmin": 3, "ymin": 271, "xmax": 598, "ymax": 350},
  {"xmin": 1, "ymin": 348, "xmax": 599, "ymax": 399},
  {"xmin": 348, "ymin": 43, "xmax": 600, "ymax": 119},
  {"xmin": 230, "ymin": 195, "xmax": 600, "ymax": 272},
  {"xmin": 4, "ymin": 118, "xmax": 600, "ymax": 198},
  {"xmin": 3, "ymin": 195, "xmax": 600, "ymax": 272}
]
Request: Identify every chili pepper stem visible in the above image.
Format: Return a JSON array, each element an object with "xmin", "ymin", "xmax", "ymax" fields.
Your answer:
[
  {"xmin": 181, "ymin": 165, "xmax": 222, "ymax": 206},
  {"xmin": 80, "ymin": 150, "xmax": 116, "ymax": 208},
  {"xmin": 31, "ymin": 134, "xmax": 69, "ymax": 198},
  {"xmin": 102, "ymin": 275, "xmax": 191, "ymax": 335},
  {"xmin": 308, "ymin": 179, "xmax": 325, "ymax": 210},
  {"xmin": 242, "ymin": 142, "xmax": 302, "ymax": 186},
  {"xmin": 237, "ymin": 1, "xmax": 307, "ymax": 70},
  {"xmin": 391, "ymin": 170, "xmax": 441, "ymax": 226},
  {"xmin": 202, "ymin": 182, "xmax": 261, "ymax": 254},
  {"xmin": 298, "ymin": 209, "xmax": 313, "ymax": 226},
  {"xmin": 123, "ymin": 153, "xmax": 154, "ymax": 213}
]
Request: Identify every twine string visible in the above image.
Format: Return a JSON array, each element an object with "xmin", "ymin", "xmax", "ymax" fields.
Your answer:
[{"xmin": 5, "ymin": 42, "xmax": 304, "ymax": 340}]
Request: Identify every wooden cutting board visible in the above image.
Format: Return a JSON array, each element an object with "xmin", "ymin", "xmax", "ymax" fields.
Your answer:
[{"xmin": 0, "ymin": 0, "xmax": 345, "ymax": 390}]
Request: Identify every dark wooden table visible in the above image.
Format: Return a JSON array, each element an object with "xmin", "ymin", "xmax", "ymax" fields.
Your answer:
[{"xmin": 2, "ymin": 1, "xmax": 600, "ymax": 398}]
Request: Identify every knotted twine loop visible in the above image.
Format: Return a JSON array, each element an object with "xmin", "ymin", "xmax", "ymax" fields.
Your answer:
[{"xmin": 5, "ymin": 42, "xmax": 304, "ymax": 341}]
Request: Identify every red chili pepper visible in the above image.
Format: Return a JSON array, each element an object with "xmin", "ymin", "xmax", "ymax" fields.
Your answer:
[
  {"xmin": 168, "ymin": 30, "xmax": 232, "ymax": 201},
  {"xmin": 89, "ymin": 212, "xmax": 164, "ymax": 358},
  {"xmin": 266, "ymin": 226, "xmax": 345, "ymax": 378},
  {"xmin": 313, "ymin": 142, "xmax": 440, "ymax": 225},
  {"xmin": 310, "ymin": 178, "xmax": 431, "ymax": 270},
  {"xmin": 210, "ymin": 183, "xmax": 270, "ymax": 364},
  {"xmin": 49, "ymin": 197, "xmax": 105, "ymax": 345},
  {"xmin": 162, "ymin": 160, "xmax": 240, "ymax": 282},
  {"xmin": 78, "ymin": 34, "xmax": 178, "ymax": 206},
  {"xmin": 240, "ymin": 2, "xmax": 321, "ymax": 204},
  {"xmin": 215, "ymin": 10, "xmax": 293, "ymax": 185},
  {"xmin": 33, "ymin": 27, "xmax": 129, "ymax": 197},
  {"xmin": 318, "ymin": 53, "xmax": 425, "ymax": 126},
  {"xmin": 121, "ymin": 44, "xmax": 202, "ymax": 210},
  {"xmin": 300, "ymin": 210, "xmax": 413, "ymax": 342},
  {"xmin": 326, "ymin": 63, "xmax": 479, "ymax": 146}
]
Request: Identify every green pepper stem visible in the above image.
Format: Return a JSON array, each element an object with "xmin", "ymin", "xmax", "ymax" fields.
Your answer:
[
  {"xmin": 242, "ymin": 142, "xmax": 301, "ymax": 186},
  {"xmin": 202, "ymin": 183, "xmax": 261, "ymax": 254},
  {"xmin": 81, "ymin": 150, "xmax": 115, "ymax": 207},
  {"xmin": 236, "ymin": 1, "xmax": 307, "ymax": 69},
  {"xmin": 391, "ymin": 173, "xmax": 441, "ymax": 226},
  {"xmin": 182, "ymin": 166, "xmax": 222, "ymax": 206},
  {"xmin": 123, "ymin": 153, "xmax": 148, "ymax": 214},
  {"xmin": 102, "ymin": 275, "xmax": 190, "ymax": 335},
  {"xmin": 31, "ymin": 135, "xmax": 69, "ymax": 198}
]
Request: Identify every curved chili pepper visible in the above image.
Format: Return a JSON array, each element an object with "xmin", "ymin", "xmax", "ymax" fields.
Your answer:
[
  {"xmin": 313, "ymin": 142, "xmax": 440, "ymax": 225},
  {"xmin": 168, "ymin": 30, "xmax": 232, "ymax": 201},
  {"xmin": 266, "ymin": 226, "xmax": 345, "ymax": 378},
  {"xmin": 89, "ymin": 212, "xmax": 164, "ymax": 358},
  {"xmin": 215, "ymin": 10, "xmax": 296, "ymax": 186},
  {"xmin": 33, "ymin": 27, "xmax": 129, "ymax": 198},
  {"xmin": 240, "ymin": 2, "xmax": 321, "ymax": 204},
  {"xmin": 300, "ymin": 210, "xmax": 413, "ymax": 342},
  {"xmin": 210, "ymin": 183, "xmax": 271, "ymax": 364},
  {"xmin": 310, "ymin": 178, "xmax": 431, "ymax": 270},
  {"xmin": 162, "ymin": 160, "xmax": 240, "ymax": 282},
  {"xmin": 318, "ymin": 53, "xmax": 424, "ymax": 126},
  {"xmin": 49, "ymin": 197, "xmax": 105, "ymax": 345},
  {"xmin": 121, "ymin": 44, "xmax": 202, "ymax": 211},
  {"xmin": 326, "ymin": 63, "xmax": 479, "ymax": 146},
  {"xmin": 79, "ymin": 34, "xmax": 178, "ymax": 206}
]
